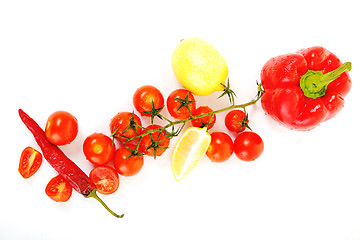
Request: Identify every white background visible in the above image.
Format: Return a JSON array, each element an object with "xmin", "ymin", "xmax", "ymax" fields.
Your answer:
[{"xmin": 1, "ymin": 0, "xmax": 359, "ymax": 239}]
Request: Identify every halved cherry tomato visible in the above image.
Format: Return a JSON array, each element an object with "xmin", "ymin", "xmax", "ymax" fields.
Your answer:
[
  {"xmin": 90, "ymin": 166, "xmax": 119, "ymax": 195},
  {"xmin": 166, "ymin": 89, "xmax": 196, "ymax": 119},
  {"xmin": 206, "ymin": 132, "xmax": 233, "ymax": 163},
  {"xmin": 133, "ymin": 85, "xmax": 164, "ymax": 117},
  {"xmin": 19, "ymin": 146, "xmax": 42, "ymax": 179},
  {"xmin": 45, "ymin": 175, "xmax": 73, "ymax": 202},
  {"xmin": 234, "ymin": 131, "xmax": 264, "ymax": 161},
  {"xmin": 113, "ymin": 144, "xmax": 144, "ymax": 177},
  {"xmin": 225, "ymin": 109, "xmax": 249, "ymax": 133},
  {"xmin": 110, "ymin": 112, "xmax": 142, "ymax": 143},
  {"xmin": 191, "ymin": 106, "xmax": 216, "ymax": 130},
  {"xmin": 45, "ymin": 111, "xmax": 78, "ymax": 145},
  {"xmin": 83, "ymin": 133, "xmax": 115, "ymax": 166},
  {"xmin": 139, "ymin": 124, "xmax": 170, "ymax": 157}
]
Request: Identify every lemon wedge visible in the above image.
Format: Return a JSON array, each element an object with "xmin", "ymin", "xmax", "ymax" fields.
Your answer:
[{"xmin": 171, "ymin": 127, "xmax": 211, "ymax": 181}]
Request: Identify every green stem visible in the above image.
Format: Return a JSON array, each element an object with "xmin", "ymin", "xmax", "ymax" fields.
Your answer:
[
  {"xmin": 323, "ymin": 62, "xmax": 352, "ymax": 82},
  {"xmin": 87, "ymin": 188, "xmax": 124, "ymax": 218},
  {"xmin": 124, "ymin": 85, "xmax": 264, "ymax": 142},
  {"xmin": 300, "ymin": 62, "xmax": 351, "ymax": 99}
]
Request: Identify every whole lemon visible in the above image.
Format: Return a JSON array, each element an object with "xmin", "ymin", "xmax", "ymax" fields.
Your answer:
[{"xmin": 172, "ymin": 37, "xmax": 229, "ymax": 96}]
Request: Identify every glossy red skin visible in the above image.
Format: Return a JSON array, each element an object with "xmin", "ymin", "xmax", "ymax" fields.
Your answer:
[
  {"xmin": 19, "ymin": 146, "xmax": 43, "ymax": 179},
  {"xmin": 234, "ymin": 132, "xmax": 264, "ymax": 161},
  {"xmin": 166, "ymin": 89, "xmax": 196, "ymax": 119},
  {"xmin": 113, "ymin": 144, "xmax": 144, "ymax": 177},
  {"xmin": 225, "ymin": 109, "xmax": 248, "ymax": 133},
  {"xmin": 90, "ymin": 166, "xmax": 119, "ymax": 195},
  {"xmin": 133, "ymin": 85, "xmax": 164, "ymax": 116},
  {"xmin": 110, "ymin": 112, "xmax": 142, "ymax": 143},
  {"xmin": 45, "ymin": 175, "xmax": 73, "ymax": 202},
  {"xmin": 139, "ymin": 125, "xmax": 170, "ymax": 157},
  {"xmin": 45, "ymin": 111, "xmax": 78, "ymax": 145},
  {"xmin": 206, "ymin": 132, "xmax": 234, "ymax": 163},
  {"xmin": 191, "ymin": 106, "xmax": 216, "ymax": 130},
  {"xmin": 261, "ymin": 46, "xmax": 351, "ymax": 131},
  {"xmin": 19, "ymin": 109, "xmax": 96, "ymax": 196},
  {"xmin": 83, "ymin": 133, "xmax": 115, "ymax": 166}
]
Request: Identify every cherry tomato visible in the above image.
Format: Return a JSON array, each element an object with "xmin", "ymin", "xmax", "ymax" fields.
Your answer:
[
  {"xmin": 110, "ymin": 112, "xmax": 142, "ymax": 143},
  {"xmin": 166, "ymin": 89, "xmax": 196, "ymax": 119},
  {"xmin": 83, "ymin": 133, "xmax": 115, "ymax": 166},
  {"xmin": 206, "ymin": 132, "xmax": 234, "ymax": 163},
  {"xmin": 139, "ymin": 124, "xmax": 170, "ymax": 157},
  {"xmin": 18, "ymin": 146, "xmax": 42, "ymax": 179},
  {"xmin": 45, "ymin": 175, "xmax": 73, "ymax": 202},
  {"xmin": 234, "ymin": 131, "xmax": 264, "ymax": 161},
  {"xmin": 225, "ymin": 109, "xmax": 249, "ymax": 133},
  {"xmin": 45, "ymin": 111, "xmax": 78, "ymax": 145},
  {"xmin": 133, "ymin": 85, "xmax": 164, "ymax": 117},
  {"xmin": 191, "ymin": 106, "xmax": 216, "ymax": 130},
  {"xmin": 113, "ymin": 144, "xmax": 144, "ymax": 177},
  {"xmin": 90, "ymin": 166, "xmax": 119, "ymax": 195}
]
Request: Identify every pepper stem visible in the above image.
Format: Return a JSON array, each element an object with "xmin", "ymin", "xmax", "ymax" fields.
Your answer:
[
  {"xmin": 300, "ymin": 62, "xmax": 351, "ymax": 99},
  {"xmin": 88, "ymin": 188, "xmax": 124, "ymax": 218}
]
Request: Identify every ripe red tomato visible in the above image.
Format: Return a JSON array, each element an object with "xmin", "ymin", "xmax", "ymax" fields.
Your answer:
[
  {"xmin": 18, "ymin": 146, "xmax": 42, "ymax": 179},
  {"xmin": 225, "ymin": 109, "xmax": 249, "ymax": 133},
  {"xmin": 191, "ymin": 106, "xmax": 216, "ymax": 130},
  {"xmin": 110, "ymin": 112, "xmax": 142, "ymax": 143},
  {"xmin": 83, "ymin": 133, "xmax": 115, "ymax": 166},
  {"xmin": 166, "ymin": 89, "xmax": 196, "ymax": 119},
  {"xmin": 234, "ymin": 132, "xmax": 264, "ymax": 161},
  {"xmin": 90, "ymin": 166, "xmax": 119, "ymax": 195},
  {"xmin": 113, "ymin": 144, "xmax": 144, "ymax": 177},
  {"xmin": 45, "ymin": 175, "xmax": 73, "ymax": 202},
  {"xmin": 139, "ymin": 124, "xmax": 170, "ymax": 157},
  {"xmin": 133, "ymin": 85, "xmax": 164, "ymax": 116},
  {"xmin": 45, "ymin": 111, "xmax": 78, "ymax": 145},
  {"xmin": 206, "ymin": 132, "xmax": 234, "ymax": 162}
]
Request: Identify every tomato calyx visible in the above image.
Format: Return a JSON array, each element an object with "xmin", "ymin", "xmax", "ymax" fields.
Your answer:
[
  {"xmin": 141, "ymin": 126, "xmax": 170, "ymax": 159},
  {"xmin": 172, "ymin": 91, "xmax": 196, "ymax": 117},
  {"xmin": 111, "ymin": 111, "xmax": 141, "ymax": 142},
  {"xmin": 218, "ymin": 78, "xmax": 237, "ymax": 105},
  {"xmin": 237, "ymin": 108, "xmax": 252, "ymax": 133},
  {"xmin": 140, "ymin": 100, "xmax": 165, "ymax": 124}
]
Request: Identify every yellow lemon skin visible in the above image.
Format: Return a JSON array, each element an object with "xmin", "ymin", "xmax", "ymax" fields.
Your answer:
[{"xmin": 172, "ymin": 37, "xmax": 229, "ymax": 96}]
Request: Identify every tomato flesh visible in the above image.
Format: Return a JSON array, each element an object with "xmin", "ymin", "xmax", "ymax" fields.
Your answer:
[
  {"xmin": 19, "ymin": 146, "xmax": 42, "ymax": 179},
  {"xmin": 45, "ymin": 175, "xmax": 73, "ymax": 202},
  {"xmin": 83, "ymin": 133, "xmax": 115, "ymax": 165},
  {"xmin": 45, "ymin": 111, "xmax": 78, "ymax": 145},
  {"xmin": 90, "ymin": 166, "xmax": 119, "ymax": 195}
]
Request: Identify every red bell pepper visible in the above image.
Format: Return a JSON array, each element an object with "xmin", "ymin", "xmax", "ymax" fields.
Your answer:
[{"xmin": 260, "ymin": 46, "xmax": 352, "ymax": 131}]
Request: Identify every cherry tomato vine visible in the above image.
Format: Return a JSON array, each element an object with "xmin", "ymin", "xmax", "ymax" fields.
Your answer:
[{"xmin": 111, "ymin": 80, "xmax": 264, "ymax": 160}]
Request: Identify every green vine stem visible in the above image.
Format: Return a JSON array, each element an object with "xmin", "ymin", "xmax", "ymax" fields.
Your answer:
[{"xmin": 115, "ymin": 82, "xmax": 264, "ymax": 149}]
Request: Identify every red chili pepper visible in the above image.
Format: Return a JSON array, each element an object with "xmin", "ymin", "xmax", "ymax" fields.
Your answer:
[
  {"xmin": 19, "ymin": 109, "xmax": 124, "ymax": 218},
  {"xmin": 261, "ymin": 46, "xmax": 352, "ymax": 131}
]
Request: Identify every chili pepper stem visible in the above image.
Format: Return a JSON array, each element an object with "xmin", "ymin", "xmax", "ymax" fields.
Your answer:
[
  {"xmin": 300, "ymin": 62, "xmax": 351, "ymax": 99},
  {"xmin": 87, "ymin": 188, "xmax": 124, "ymax": 218}
]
